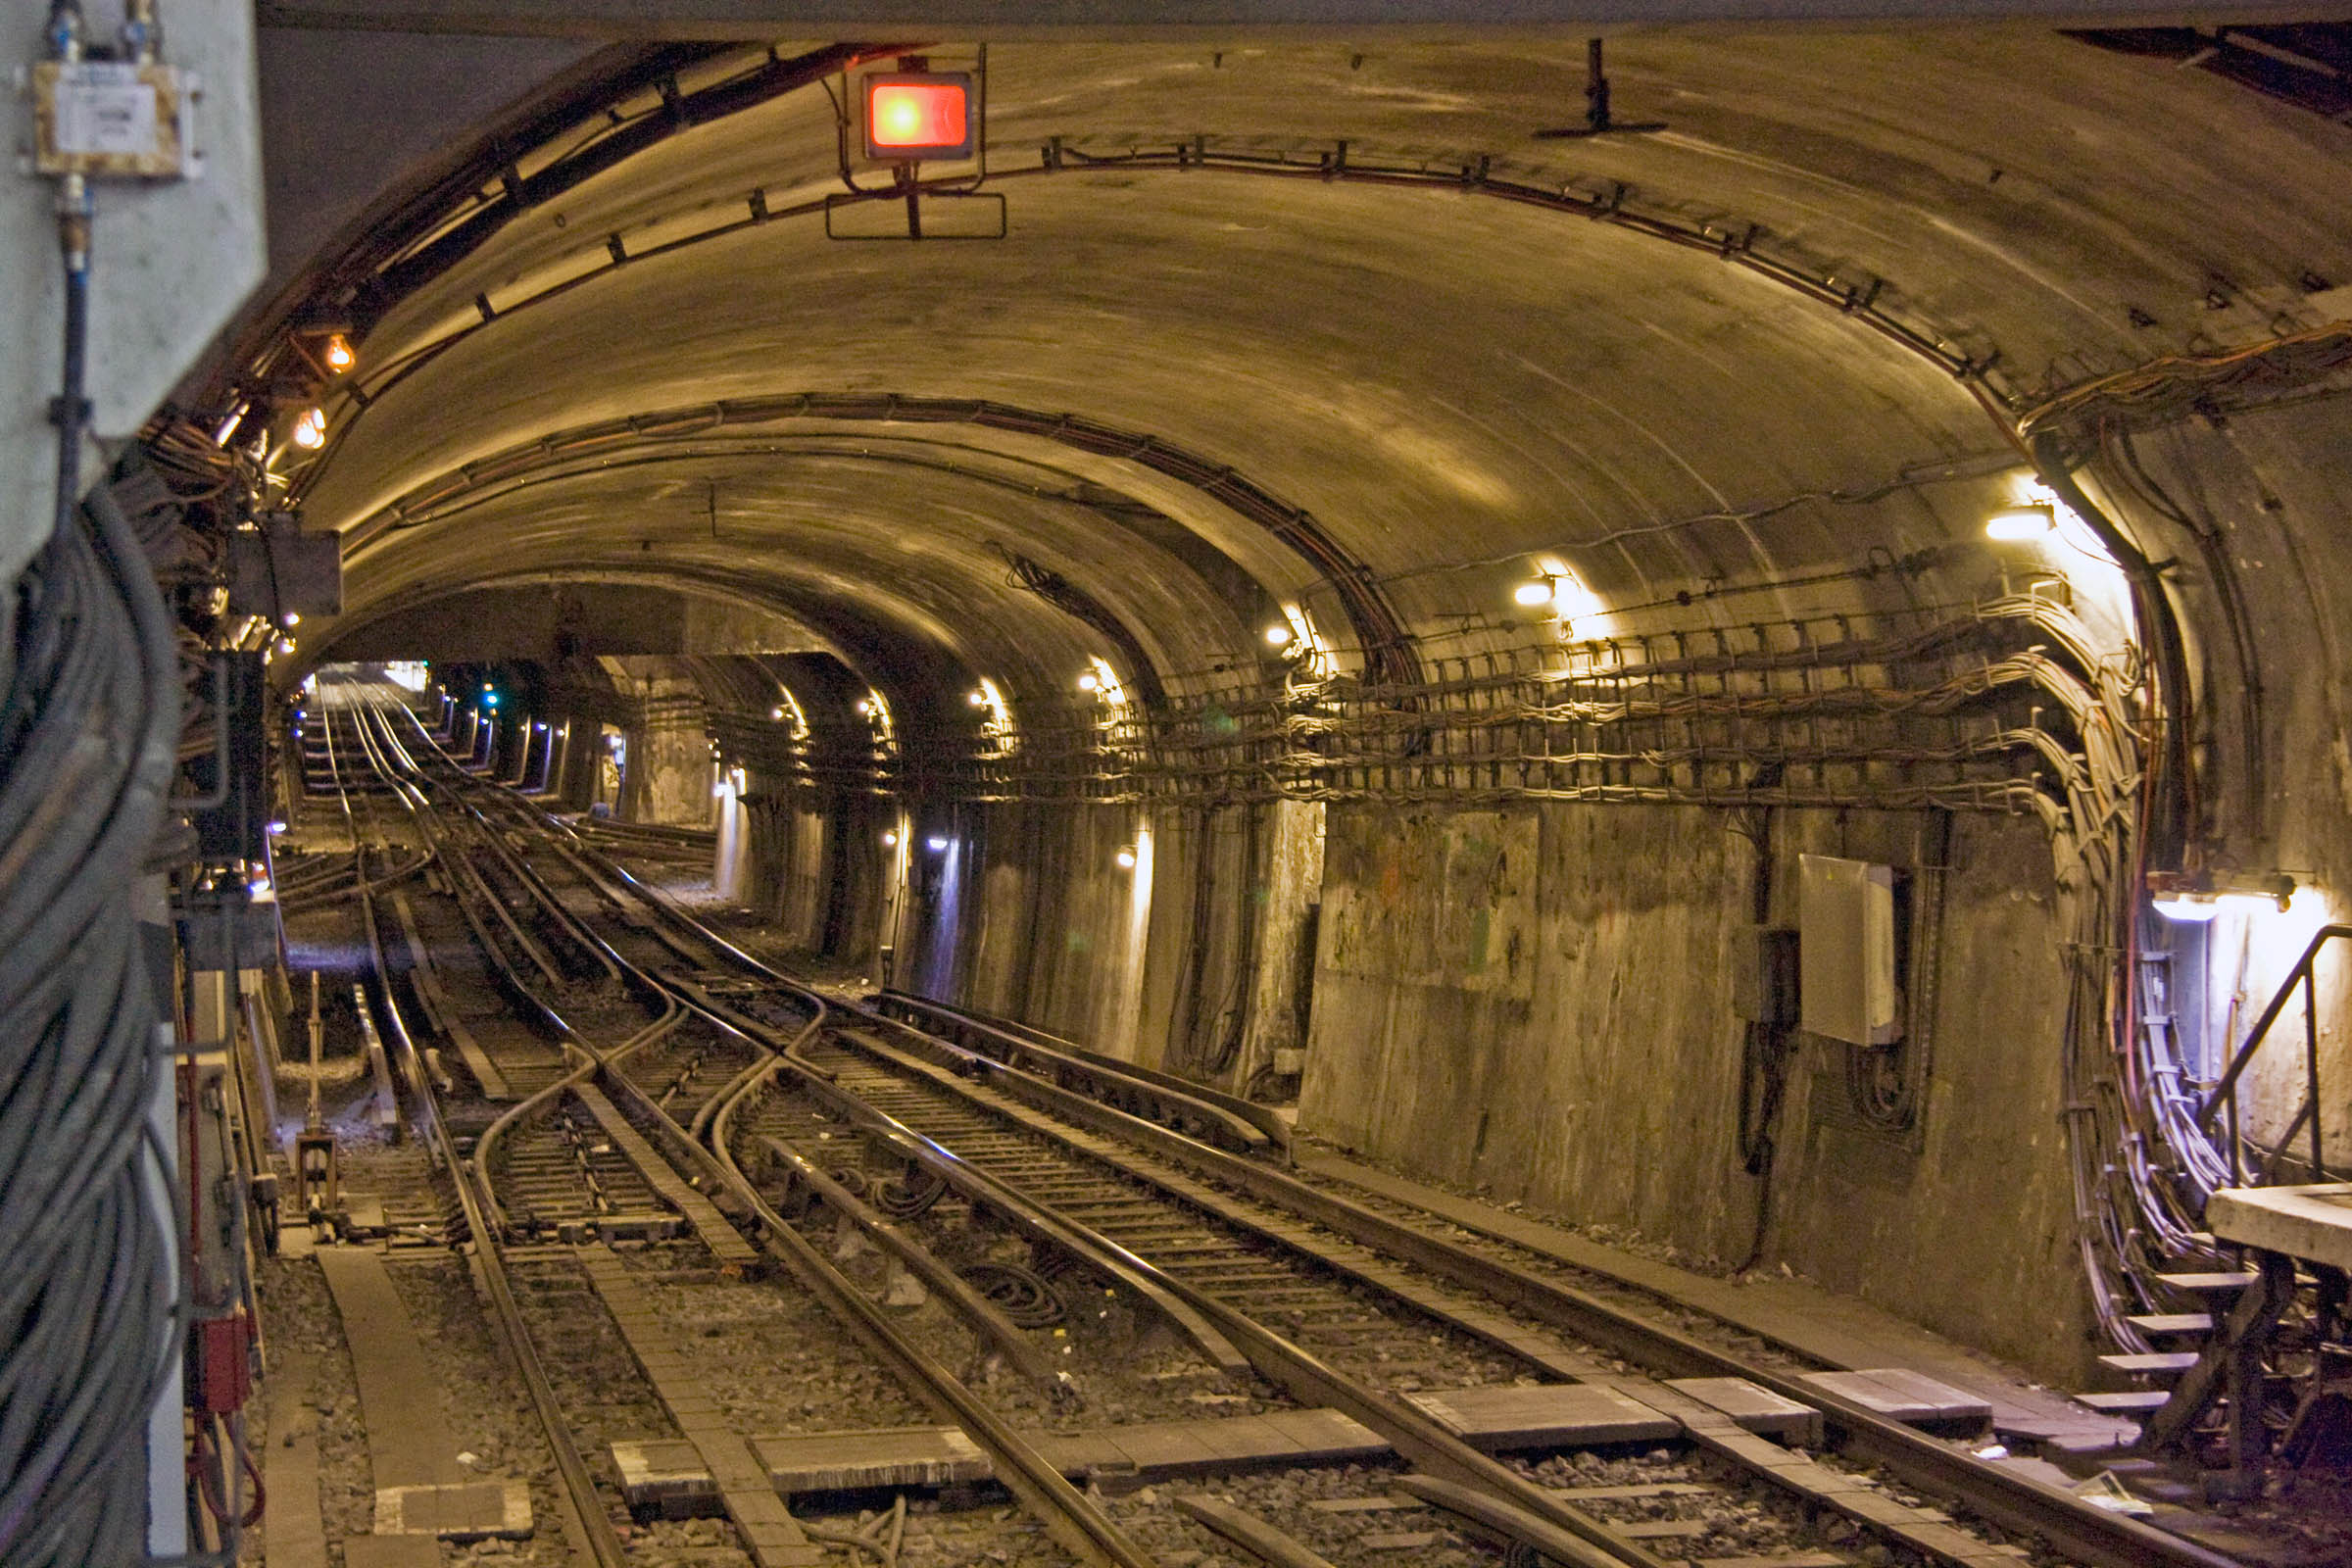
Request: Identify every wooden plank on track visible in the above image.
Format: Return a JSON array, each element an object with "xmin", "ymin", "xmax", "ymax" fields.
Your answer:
[
  {"xmin": 1405, "ymin": 1382, "xmax": 1681, "ymax": 1450},
  {"xmin": 577, "ymin": 1246, "xmax": 822, "ymax": 1567},
  {"xmin": 609, "ymin": 1406, "xmax": 1390, "ymax": 1507},
  {"xmin": 568, "ymin": 1081, "xmax": 761, "ymax": 1274},
  {"xmin": 389, "ymin": 890, "xmax": 510, "ymax": 1100},
  {"xmin": 318, "ymin": 1247, "xmax": 464, "ymax": 1494},
  {"xmin": 261, "ymin": 1348, "xmax": 330, "ymax": 1568}
]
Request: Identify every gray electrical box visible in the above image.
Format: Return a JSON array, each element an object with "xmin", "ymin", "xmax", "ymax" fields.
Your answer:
[
  {"xmin": 1730, "ymin": 925, "xmax": 1800, "ymax": 1024},
  {"xmin": 1798, "ymin": 854, "xmax": 1902, "ymax": 1045}
]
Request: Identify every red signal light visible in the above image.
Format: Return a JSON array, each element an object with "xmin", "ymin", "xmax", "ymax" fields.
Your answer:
[{"xmin": 863, "ymin": 74, "xmax": 973, "ymax": 160}]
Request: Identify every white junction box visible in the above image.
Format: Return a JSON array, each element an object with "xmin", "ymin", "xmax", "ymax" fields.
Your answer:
[
  {"xmin": 28, "ymin": 61, "xmax": 197, "ymax": 179},
  {"xmin": 1798, "ymin": 854, "xmax": 1901, "ymax": 1046}
]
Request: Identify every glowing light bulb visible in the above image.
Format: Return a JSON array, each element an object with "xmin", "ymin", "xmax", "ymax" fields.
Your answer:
[
  {"xmin": 1513, "ymin": 577, "xmax": 1556, "ymax": 607},
  {"xmin": 1076, "ymin": 670, "xmax": 1100, "ymax": 692},
  {"xmin": 770, "ymin": 705, "xmax": 786, "ymax": 720},
  {"xmin": 280, "ymin": 611, "xmax": 300, "ymax": 628},
  {"xmin": 291, "ymin": 407, "xmax": 327, "ymax": 450},
  {"xmin": 968, "ymin": 688, "xmax": 988, "ymax": 707},
  {"xmin": 925, "ymin": 835, "xmax": 949, "ymax": 852},
  {"xmin": 1264, "ymin": 623, "xmax": 1293, "ymax": 648},
  {"xmin": 322, "ymin": 333, "xmax": 355, "ymax": 372},
  {"xmin": 882, "ymin": 830, "xmax": 899, "ymax": 847},
  {"xmin": 1114, "ymin": 847, "xmax": 1137, "ymax": 869}
]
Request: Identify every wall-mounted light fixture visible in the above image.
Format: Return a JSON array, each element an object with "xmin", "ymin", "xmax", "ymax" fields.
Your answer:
[
  {"xmin": 1114, "ymin": 846, "xmax": 1138, "ymax": 870},
  {"xmin": 1513, "ymin": 576, "xmax": 1557, "ymax": 607},
  {"xmin": 1984, "ymin": 503, "xmax": 2056, "ymax": 541},
  {"xmin": 290, "ymin": 407, "xmax": 327, "ymax": 450},
  {"xmin": 1263, "ymin": 622, "xmax": 1293, "ymax": 648},
  {"xmin": 2149, "ymin": 868, "xmax": 2297, "ymax": 921},
  {"xmin": 882, "ymin": 830, "xmax": 899, "ymax": 847},
  {"xmin": 925, "ymin": 834, "xmax": 950, "ymax": 852},
  {"xmin": 321, "ymin": 333, "xmax": 355, "ymax": 372},
  {"xmin": 967, "ymin": 688, "xmax": 989, "ymax": 706},
  {"xmin": 1076, "ymin": 669, "xmax": 1100, "ymax": 692}
]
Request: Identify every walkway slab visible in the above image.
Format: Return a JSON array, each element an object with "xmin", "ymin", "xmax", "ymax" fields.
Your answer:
[
  {"xmin": 260, "ymin": 1348, "xmax": 329, "ymax": 1568},
  {"xmin": 317, "ymin": 1245, "xmax": 535, "ymax": 1541}
]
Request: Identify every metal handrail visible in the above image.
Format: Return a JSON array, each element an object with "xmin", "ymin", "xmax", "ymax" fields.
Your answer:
[{"xmin": 2198, "ymin": 922, "xmax": 2352, "ymax": 1187}]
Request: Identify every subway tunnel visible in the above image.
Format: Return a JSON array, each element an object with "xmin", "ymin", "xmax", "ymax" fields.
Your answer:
[{"xmin": 7, "ymin": 5, "xmax": 2352, "ymax": 1562}]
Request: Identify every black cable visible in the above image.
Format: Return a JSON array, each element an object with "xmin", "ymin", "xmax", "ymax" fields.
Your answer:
[{"xmin": 0, "ymin": 158, "xmax": 185, "ymax": 1567}]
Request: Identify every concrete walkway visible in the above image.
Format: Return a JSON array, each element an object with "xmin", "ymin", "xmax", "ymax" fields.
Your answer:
[{"xmin": 1297, "ymin": 1151, "xmax": 2136, "ymax": 1453}]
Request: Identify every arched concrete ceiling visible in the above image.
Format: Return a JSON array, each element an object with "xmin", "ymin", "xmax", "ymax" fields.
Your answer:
[{"xmin": 255, "ymin": 29, "xmax": 2350, "ymax": 708}]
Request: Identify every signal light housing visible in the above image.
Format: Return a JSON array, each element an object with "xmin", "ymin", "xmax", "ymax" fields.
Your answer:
[{"xmin": 863, "ymin": 73, "xmax": 974, "ymax": 161}]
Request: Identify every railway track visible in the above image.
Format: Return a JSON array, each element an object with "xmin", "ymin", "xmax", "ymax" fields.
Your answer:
[{"xmin": 290, "ymin": 677, "xmax": 2242, "ymax": 1568}]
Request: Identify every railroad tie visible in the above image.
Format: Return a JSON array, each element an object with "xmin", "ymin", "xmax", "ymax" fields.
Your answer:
[{"xmin": 575, "ymin": 1246, "xmax": 824, "ymax": 1568}]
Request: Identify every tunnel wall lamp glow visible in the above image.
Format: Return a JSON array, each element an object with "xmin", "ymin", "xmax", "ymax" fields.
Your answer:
[
  {"xmin": 290, "ymin": 406, "xmax": 327, "ymax": 450},
  {"xmin": 2149, "ymin": 868, "xmax": 2296, "ymax": 921},
  {"xmin": 1513, "ymin": 576, "xmax": 1558, "ymax": 607},
  {"xmin": 1984, "ymin": 503, "xmax": 2056, "ymax": 541},
  {"xmin": 925, "ymin": 835, "xmax": 950, "ymax": 852},
  {"xmin": 1114, "ymin": 846, "xmax": 1138, "ymax": 870},
  {"xmin": 1264, "ymin": 622, "xmax": 1293, "ymax": 648}
]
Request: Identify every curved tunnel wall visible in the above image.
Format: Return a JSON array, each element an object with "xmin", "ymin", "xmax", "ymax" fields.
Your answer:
[{"xmin": 213, "ymin": 27, "xmax": 2352, "ymax": 1382}]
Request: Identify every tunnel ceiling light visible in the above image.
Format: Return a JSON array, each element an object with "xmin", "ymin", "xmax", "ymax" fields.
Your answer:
[
  {"xmin": 290, "ymin": 407, "xmax": 327, "ymax": 450},
  {"xmin": 2149, "ymin": 868, "xmax": 2295, "ymax": 921},
  {"xmin": 1513, "ymin": 576, "xmax": 1558, "ymax": 607},
  {"xmin": 862, "ymin": 73, "xmax": 975, "ymax": 160},
  {"xmin": 1114, "ymin": 846, "xmax": 1138, "ymax": 870},
  {"xmin": 882, "ymin": 830, "xmax": 899, "ymax": 846},
  {"xmin": 1984, "ymin": 504, "xmax": 2056, "ymax": 541},
  {"xmin": 1076, "ymin": 670, "xmax": 1100, "ymax": 692},
  {"xmin": 321, "ymin": 332, "xmax": 355, "ymax": 372},
  {"xmin": 769, "ymin": 705, "xmax": 786, "ymax": 720},
  {"xmin": 968, "ymin": 687, "xmax": 989, "ymax": 706},
  {"xmin": 856, "ymin": 699, "xmax": 873, "ymax": 716},
  {"xmin": 925, "ymin": 834, "xmax": 950, "ymax": 852},
  {"xmin": 1263, "ymin": 622, "xmax": 1293, "ymax": 648}
]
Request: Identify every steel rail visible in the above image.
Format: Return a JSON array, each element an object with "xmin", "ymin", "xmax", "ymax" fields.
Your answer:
[
  {"xmin": 831, "ymin": 1010, "xmax": 2245, "ymax": 1568},
  {"xmin": 875, "ymin": 989, "xmax": 1294, "ymax": 1156},
  {"xmin": 321, "ymin": 683, "xmax": 632, "ymax": 1568},
  {"xmin": 368, "ymin": 689, "xmax": 1168, "ymax": 1568},
  {"xmin": 797, "ymin": 1025, "xmax": 1675, "ymax": 1568}
]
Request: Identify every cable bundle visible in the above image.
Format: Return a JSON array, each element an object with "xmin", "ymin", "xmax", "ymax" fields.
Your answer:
[{"xmin": 0, "ymin": 481, "xmax": 183, "ymax": 1567}]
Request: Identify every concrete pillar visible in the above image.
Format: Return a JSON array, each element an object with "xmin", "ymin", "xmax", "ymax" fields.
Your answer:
[
  {"xmin": 713, "ymin": 766, "xmax": 748, "ymax": 901},
  {"xmin": 1235, "ymin": 798, "xmax": 1326, "ymax": 1095},
  {"xmin": 622, "ymin": 710, "xmax": 715, "ymax": 826}
]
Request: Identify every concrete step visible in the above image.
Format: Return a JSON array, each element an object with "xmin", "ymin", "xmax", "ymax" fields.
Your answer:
[
  {"xmin": 2125, "ymin": 1312, "xmax": 2213, "ymax": 1338},
  {"xmin": 2153, "ymin": 1270, "xmax": 2262, "ymax": 1294},
  {"xmin": 2097, "ymin": 1351, "xmax": 2202, "ymax": 1377},
  {"xmin": 2076, "ymin": 1390, "xmax": 2172, "ymax": 1413}
]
